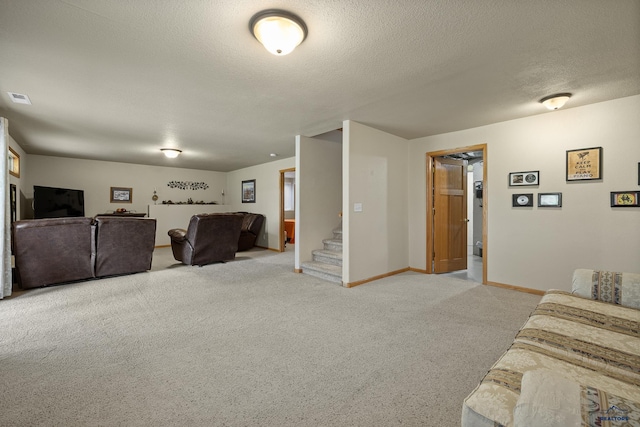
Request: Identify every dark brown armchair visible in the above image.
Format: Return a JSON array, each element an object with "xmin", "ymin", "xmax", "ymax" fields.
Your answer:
[
  {"xmin": 94, "ymin": 217, "xmax": 157, "ymax": 277},
  {"xmin": 168, "ymin": 213, "xmax": 243, "ymax": 266},
  {"xmin": 12, "ymin": 217, "xmax": 96, "ymax": 289},
  {"xmin": 237, "ymin": 212, "xmax": 265, "ymax": 251}
]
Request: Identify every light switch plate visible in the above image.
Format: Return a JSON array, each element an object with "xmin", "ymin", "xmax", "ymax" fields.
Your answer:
[{"xmin": 354, "ymin": 203, "xmax": 363, "ymax": 212}]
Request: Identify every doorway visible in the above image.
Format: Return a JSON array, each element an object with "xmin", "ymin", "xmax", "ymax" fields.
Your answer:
[
  {"xmin": 426, "ymin": 144, "xmax": 487, "ymax": 283},
  {"xmin": 279, "ymin": 168, "xmax": 296, "ymax": 252}
]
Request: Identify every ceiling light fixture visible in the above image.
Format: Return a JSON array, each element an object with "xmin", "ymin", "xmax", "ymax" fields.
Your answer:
[
  {"xmin": 161, "ymin": 148, "xmax": 182, "ymax": 158},
  {"xmin": 249, "ymin": 9, "xmax": 307, "ymax": 56},
  {"xmin": 539, "ymin": 93, "xmax": 572, "ymax": 110}
]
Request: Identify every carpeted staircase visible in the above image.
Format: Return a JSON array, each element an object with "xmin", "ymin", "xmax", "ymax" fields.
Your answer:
[{"xmin": 301, "ymin": 225, "xmax": 343, "ymax": 284}]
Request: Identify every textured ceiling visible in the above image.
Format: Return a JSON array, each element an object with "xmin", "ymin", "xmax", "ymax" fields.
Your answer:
[{"xmin": 1, "ymin": 0, "xmax": 639, "ymax": 172}]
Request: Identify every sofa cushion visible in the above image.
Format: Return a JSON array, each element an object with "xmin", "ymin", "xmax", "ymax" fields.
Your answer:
[
  {"xmin": 515, "ymin": 369, "xmax": 640, "ymax": 427},
  {"xmin": 572, "ymin": 269, "xmax": 640, "ymax": 309},
  {"xmin": 12, "ymin": 217, "xmax": 96, "ymax": 288}
]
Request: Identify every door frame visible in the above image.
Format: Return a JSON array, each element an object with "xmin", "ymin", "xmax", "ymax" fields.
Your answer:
[
  {"xmin": 279, "ymin": 167, "xmax": 295, "ymax": 252},
  {"xmin": 426, "ymin": 144, "xmax": 487, "ymax": 283}
]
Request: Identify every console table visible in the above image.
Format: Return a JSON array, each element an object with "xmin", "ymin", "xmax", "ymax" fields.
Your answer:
[{"xmin": 97, "ymin": 212, "xmax": 147, "ymax": 217}]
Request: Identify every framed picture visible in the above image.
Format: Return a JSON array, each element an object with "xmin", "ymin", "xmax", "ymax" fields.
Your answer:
[
  {"xmin": 638, "ymin": 162, "xmax": 639, "ymax": 186},
  {"xmin": 110, "ymin": 187, "xmax": 132, "ymax": 203},
  {"xmin": 8, "ymin": 146, "xmax": 20, "ymax": 178},
  {"xmin": 509, "ymin": 171, "xmax": 539, "ymax": 186},
  {"xmin": 538, "ymin": 192, "xmax": 562, "ymax": 207},
  {"xmin": 610, "ymin": 191, "xmax": 640, "ymax": 207},
  {"xmin": 566, "ymin": 147, "xmax": 602, "ymax": 181},
  {"xmin": 512, "ymin": 193, "xmax": 534, "ymax": 207},
  {"xmin": 242, "ymin": 179, "xmax": 256, "ymax": 203}
]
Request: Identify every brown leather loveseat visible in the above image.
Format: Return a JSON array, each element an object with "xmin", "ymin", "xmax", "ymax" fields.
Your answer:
[
  {"xmin": 12, "ymin": 216, "xmax": 157, "ymax": 289},
  {"xmin": 168, "ymin": 213, "xmax": 243, "ymax": 266}
]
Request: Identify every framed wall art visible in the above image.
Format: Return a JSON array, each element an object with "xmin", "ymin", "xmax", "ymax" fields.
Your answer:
[
  {"xmin": 512, "ymin": 193, "xmax": 534, "ymax": 207},
  {"xmin": 566, "ymin": 147, "xmax": 602, "ymax": 181},
  {"xmin": 538, "ymin": 192, "xmax": 562, "ymax": 207},
  {"xmin": 110, "ymin": 187, "xmax": 132, "ymax": 203},
  {"xmin": 610, "ymin": 191, "xmax": 639, "ymax": 207},
  {"xmin": 242, "ymin": 179, "xmax": 256, "ymax": 203},
  {"xmin": 509, "ymin": 171, "xmax": 539, "ymax": 186}
]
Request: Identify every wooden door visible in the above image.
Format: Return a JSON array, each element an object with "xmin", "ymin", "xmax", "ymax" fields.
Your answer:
[{"xmin": 433, "ymin": 157, "xmax": 467, "ymax": 273}]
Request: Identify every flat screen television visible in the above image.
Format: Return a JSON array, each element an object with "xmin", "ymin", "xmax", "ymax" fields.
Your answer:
[{"xmin": 33, "ymin": 185, "xmax": 85, "ymax": 219}]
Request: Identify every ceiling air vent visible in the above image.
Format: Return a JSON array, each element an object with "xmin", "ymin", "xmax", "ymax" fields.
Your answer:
[{"xmin": 7, "ymin": 92, "xmax": 31, "ymax": 105}]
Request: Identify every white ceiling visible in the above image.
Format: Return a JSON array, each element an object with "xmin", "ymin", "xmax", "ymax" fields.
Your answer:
[{"xmin": 1, "ymin": 1, "xmax": 639, "ymax": 172}]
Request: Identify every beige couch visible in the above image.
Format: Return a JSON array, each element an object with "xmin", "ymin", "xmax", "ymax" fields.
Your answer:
[{"xmin": 462, "ymin": 269, "xmax": 640, "ymax": 427}]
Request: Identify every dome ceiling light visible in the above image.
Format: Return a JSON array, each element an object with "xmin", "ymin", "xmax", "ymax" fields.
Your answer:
[
  {"xmin": 161, "ymin": 148, "xmax": 182, "ymax": 158},
  {"xmin": 249, "ymin": 9, "xmax": 307, "ymax": 56},
  {"xmin": 539, "ymin": 93, "xmax": 572, "ymax": 110}
]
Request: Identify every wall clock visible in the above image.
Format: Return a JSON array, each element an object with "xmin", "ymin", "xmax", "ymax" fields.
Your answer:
[{"xmin": 512, "ymin": 193, "xmax": 533, "ymax": 207}]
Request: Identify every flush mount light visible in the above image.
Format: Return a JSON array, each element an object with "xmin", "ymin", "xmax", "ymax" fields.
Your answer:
[
  {"xmin": 161, "ymin": 148, "xmax": 182, "ymax": 158},
  {"xmin": 249, "ymin": 9, "xmax": 307, "ymax": 56},
  {"xmin": 539, "ymin": 93, "xmax": 572, "ymax": 110}
]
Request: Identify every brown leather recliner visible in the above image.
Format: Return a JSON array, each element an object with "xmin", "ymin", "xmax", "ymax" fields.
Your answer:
[
  {"xmin": 168, "ymin": 213, "xmax": 243, "ymax": 266},
  {"xmin": 237, "ymin": 212, "xmax": 265, "ymax": 251},
  {"xmin": 12, "ymin": 217, "xmax": 96, "ymax": 289},
  {"xmin": 94, "ymin": 216, "xmax": 157, "ymax": 277}
]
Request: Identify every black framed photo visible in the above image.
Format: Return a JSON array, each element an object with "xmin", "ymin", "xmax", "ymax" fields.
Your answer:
[
  {"xmin": 110, "ymin": 187, "xmax": 132, "ymax": 203},
  {"xmin": 509, "ymin": 171, "xmax": 539, "ymax": 186},
  {"xmin": 566, "ymin": 147, "xmax": 602, "ymax": 181},
  {"xmin": 538, "ymin": 192, "xmax": 562, "ymax": 207},
  {"xmin": 512, "ymin": 193, "xmax": 534, "ymax": 207},
  {"xmin": 242, "ymin": 179, "xmax": 256, "ymax": 203},
  {"xmin": 637, "ymin": 162, "xmax": 639, "ymax": 186},
  {"xmin": 610, "ymin": 191, "xmax": 639, "ymax": 207}
]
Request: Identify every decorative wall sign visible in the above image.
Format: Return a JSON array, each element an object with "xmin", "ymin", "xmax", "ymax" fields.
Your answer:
[
  {"xmin": 566, "ymin": 147, "xmax": 602, "ymax": 181},
  {"xmin": 242, "ymin": 179, "xmax": 256, "ymax": 203},
  {"xmin": 167, "ymin": 181, "xmax": 209, "ymax": 190},
  {"xmin": 538, "ymin": 193, "xmax": 562, "ymax": 207},
  {"xmin": 110, "ymin": 187, "xmax": 132, "ymax": 203},
  {"xmin": 509, "ymin": 171, "xmax": 539, "ymax": 186},
  {"xmin": 610, "ymin": 191, "xmax": 639, "ymax": 207},
  {"xmin": 512, "ymin": 193, "xmax": 534, "ymax": 207}
]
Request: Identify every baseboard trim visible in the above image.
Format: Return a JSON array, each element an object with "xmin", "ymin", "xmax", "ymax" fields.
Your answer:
[
  {"xmin": 485, "ymin": 281, "xmax": 545, "ymax": 296},
  {"xmin": 154, "ymin": 244, "xmax": 171, "ymax": 248},
  {"xmin": 345, "ymin": 267, "xmax": 411, "ymax": 288},
  {"xmin": 408, "ymin": 267, "xmax": 429, "ymax": 274},
  {"xmin": 294, "ymin": 268, "xmax": 302, "ymax": 273}
]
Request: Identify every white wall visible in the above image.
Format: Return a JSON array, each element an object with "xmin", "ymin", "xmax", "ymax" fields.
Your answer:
[
  {"xmin": 295, "ymin": 134, "xmax": 343, "ymax": 270},
  {"xmin": 408, "ymin": 95, "xmax": 640, "ymax": 292},
  {"xmin": 225, "ymin": 157, "xmax": 296, "ymax": 250},
  {"xmin": 25, "ymin": 155, "xmax": 227, "ymax": 218},
  {"xmin": 343, "ymin": 121, "xmax": 409, "ymax": 284}
]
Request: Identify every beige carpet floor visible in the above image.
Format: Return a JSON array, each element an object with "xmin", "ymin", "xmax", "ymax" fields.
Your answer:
[{"xmin": 1, "ymin": 248, "xmax": 540, "ymax": 426}]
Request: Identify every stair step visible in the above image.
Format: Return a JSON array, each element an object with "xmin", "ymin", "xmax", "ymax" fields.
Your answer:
[
  {"xmin": 322, "ymin": 238, "xmax": 343, "ymax": 252},
  {"xmin": 301, "ymin": 261, "xmax": 342, "ymax": 284},
  {"xmin": 332, "ymin": 228, "xmax": 342, "ymax": 239},
  {"xmin": 312, "ymin": 249, "xmax": 342, "ymax": 267}
]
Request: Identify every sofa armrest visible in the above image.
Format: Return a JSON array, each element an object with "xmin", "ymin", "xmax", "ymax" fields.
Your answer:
[
  {"xmin": 168, "ymin": 228, "xmax": 188, "ymax": 243},
  {"xmin": 572, "ymin": 269, "xmax": 640, "ymax": 309}
]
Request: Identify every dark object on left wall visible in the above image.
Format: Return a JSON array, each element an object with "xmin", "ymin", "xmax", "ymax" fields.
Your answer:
[{"xmin": 12, "ymin": 216, "xmax": 157, "ymax": 289}]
